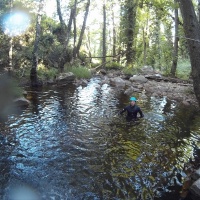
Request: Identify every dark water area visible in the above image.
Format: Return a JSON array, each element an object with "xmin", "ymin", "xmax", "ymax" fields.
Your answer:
[{"xmin": 0, "ymin": 77, "xmax": 200, "ymax": 200}]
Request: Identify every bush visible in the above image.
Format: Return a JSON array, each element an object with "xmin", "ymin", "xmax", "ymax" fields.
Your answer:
[{"xmin": 37, "ymin": 64, "xmax": 59, "ymax": 80}]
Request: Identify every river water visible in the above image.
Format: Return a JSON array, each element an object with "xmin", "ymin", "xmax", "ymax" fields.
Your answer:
[{"xmin": 0, "ymin": 77, "xmax": 200, "ymax": 200}]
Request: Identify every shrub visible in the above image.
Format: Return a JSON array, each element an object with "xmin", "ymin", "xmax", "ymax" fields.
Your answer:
[{"xmin": 37, "ymin": 64, "xmax": 59, "ymax": 80}]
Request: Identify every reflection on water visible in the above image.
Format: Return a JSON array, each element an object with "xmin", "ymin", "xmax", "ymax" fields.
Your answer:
[{"xmin": 0, "ymin": 78, "xmax": 200, "ymax": 200}]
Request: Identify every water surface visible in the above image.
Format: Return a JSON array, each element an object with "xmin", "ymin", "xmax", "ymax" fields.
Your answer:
[{"xmin": 0, "ymin": 77, "xmax": 200, "ymax": 200}]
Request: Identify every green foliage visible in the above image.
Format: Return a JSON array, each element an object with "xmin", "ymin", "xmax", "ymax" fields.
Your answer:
[
  {"xmin": 37, "ymin": 64, "xmax": 59, "ymax": 80},
  {"xmin": 66, "ymin": 66, "xmax": 92, "ymax": 79},
  {"xmin": 176, "ymin": 59, "xmax": 191, "ymax": 80},
  {"xmin": 105, "ymin": 62, "xmax": 122, "ymax": 70},
  {"xmin": 0, "ymin": 0, "xmax": 191, "ymax": 85},
  {"xmin": 122, "ymin": 64, "xmax": 140, "ymax": 75}
]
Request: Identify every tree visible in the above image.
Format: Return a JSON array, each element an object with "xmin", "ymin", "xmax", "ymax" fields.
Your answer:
[
  {"xmin": 72, "ymin": 0, "xmax": 77, "ymax": 59},
  {"xmin": 121, "ymin": 0, "xmax": 139, "ymax": 66},
  {"xmin": 76, "ymin": 0, "xmax": 90, "ymax": 58},
  {"xmin": 198, "ymin": 0, "xmax": 200, "ymax": 22},
  {"xmin": 170, "ymin": 0, "xmax": 179, "ymax": 77},
  {"xmin": 102, "ymin": 0, "xmax": 106, "ymax": 67},
  {"xmin": 111, "ymin": 1, "xmax": 117, "ymax": 59},
  {"xmin": 178, "ymin": 0, "xmax": 200, "ymax": 106},
  {"xmin": 30, "ymin": 0, "xmax": 44, "ymax": 87}
]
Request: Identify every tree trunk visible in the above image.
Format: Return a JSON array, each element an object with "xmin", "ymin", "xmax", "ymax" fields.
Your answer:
[
  {"xmin": 111, "ymin": 3, "xmax": 116, "ymax": 60},
  {"xmin": 76, "ymin": 0, "xmax": 90, "ymax": 58},
  {"xmin": 124, "ymin": 0, "xmax": 138, "ymax": 66},
  {"xmin": 56, "ymin": 0, "xmax": 64, "ymax": 27},
  {"xmin": 178, "ymin": 0, "xmax": 200, "ymax": 106},
  {"xmin": 198, "ymin": 0, "xmax": 200, "ymax": 23},
  {"xmin": 142, "ymin": 27, "xmax": 147, "ymax": 66},
  {"xmin": 73, "ymin": 0, "xmax": 77, "ymax": 59},
  {"xmin": 56, "ymin": 0, "xmax": 66, "ymax": 43},
  {"xmin": 102, "ymin": 1, "xmax": 106, "ymax": 67},
  {"xmin": 30, "ymin": 0, "xmax": 44, "ymax": 87},
  {"xmin": 155, "ymin": 15, "xmax": 161, "ymax": 69},
  {"xmin": 8, "ymin": 0, "xmax": 13, "ymax": 74},
  {"xmin": 85, "ymin": 27, "xmax": 92, "ymax": 65},
  {"xmin": 171, "ymin": 0, "xmax": 179, "ymax": 77},
  {"xmin": 56, "ymin": 0, "xmax": 74, "ymax": 47}
]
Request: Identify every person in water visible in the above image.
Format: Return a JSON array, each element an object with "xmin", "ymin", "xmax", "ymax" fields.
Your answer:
[{"xmin": 120, "ymin": 97, "xmax": 144, "ymax": 122}]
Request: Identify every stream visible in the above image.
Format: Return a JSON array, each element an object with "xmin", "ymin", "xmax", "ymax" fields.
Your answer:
[{"xmin": 0, "ymin": 77, "xmax": 200, "ymax": 200}]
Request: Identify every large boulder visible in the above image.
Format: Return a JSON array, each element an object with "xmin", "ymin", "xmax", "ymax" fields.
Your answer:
[
  {"xmin": 140, "ymin": 65, "xmax": 155, "ymax": 75},
  {"xmin": 56, "ymin": 72, "xmax": 75, "ymax": 84},
  {"xmin": 129, "ymin": 75, "xmax": 148, "ymax": 84},
  {"xmin": 110, "ymin": 77, "xmax": 126, "ymax": 88}
]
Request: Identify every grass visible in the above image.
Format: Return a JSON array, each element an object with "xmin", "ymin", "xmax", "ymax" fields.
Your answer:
[
  {"xmin": 65, "ymin": 66, "xmax": 92, "ymax": 79},
  {"xmin": 176, "ymin": 59, "xmax": 191, "ymax": 80}
]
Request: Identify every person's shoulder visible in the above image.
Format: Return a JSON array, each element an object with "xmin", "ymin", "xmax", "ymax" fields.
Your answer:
[{"xmin": 135, "ymin": 105, "xmax": 141, "ymax": 109}]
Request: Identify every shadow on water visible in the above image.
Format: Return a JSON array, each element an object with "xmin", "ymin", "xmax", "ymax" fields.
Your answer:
[{"xmin": 0, "ymin": 77, "xmax": 200, "ymax": 200}]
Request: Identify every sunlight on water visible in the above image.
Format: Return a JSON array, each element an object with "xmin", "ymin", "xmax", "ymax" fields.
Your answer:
[{"xmin": 2, "ymin": 11, "xmax": 30, "ymax": 37}]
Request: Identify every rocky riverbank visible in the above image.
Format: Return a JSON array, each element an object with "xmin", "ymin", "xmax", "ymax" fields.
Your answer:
[{"xmin": 72, "ymin": 68, "xmax": 198, "ymax": 108}]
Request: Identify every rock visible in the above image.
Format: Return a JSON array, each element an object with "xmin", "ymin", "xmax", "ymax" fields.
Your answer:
[
  {"xmin": 107, "ymin": 73, "xmax": 115, "ymax": 78},
  {"xmin": 129, "ymin": 75, "xmax": 148, "ymax": 84},
  {"xmin": 192, "ymin": 169, "xmax": 200, "ymax": 181},
  {"xmin": 140, "ymin": 65, "xmax": 155, "ymax": 75},
  {"xmin": 124, "ymin": 87, "xmax": 140, "ymax": 96},
  {"xmin": 145, "ymin": 74, "xmax": 163, "ymax": 80},
  {"xmin": 99, "ymin": 69, "xmax": 107, "ymax": 75},
  {"xmin": 137, "ymin": 85, "xmax": 143, "ymax": 89},
  {"xmin": 124, "ymin": 80, "xmax": 132, "ymax": 87},
  {"xmin": 13, "ymin": 97, "xmax": 30, "ymax": 107},
  {"xmin": 47, "ymin": 79, "xmax": 55, "ymax": 85},
  {"xmin": 80, "ymin": 79, "xmax": 88, "ymax": 86},
  {"xmin": 124, "ymin": 87, "xmax": 133, "ymax": 96},
  {"xmin": 56, "ymin": 72, "xmax": 75, "ymax": 84},
  {"xmin": 182, "ymin": 100, "xmax": 191, "ymax": 106},
  {"xmin": 110, "ymin": 77, "xmax": 126, "ymax": 88},
  {"xmin": 190, "ymin": 179, "xmax": 200, "ymax": 199}
]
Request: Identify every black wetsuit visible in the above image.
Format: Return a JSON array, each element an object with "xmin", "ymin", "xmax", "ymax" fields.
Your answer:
[{"xmin": 120, "ymin": 104, "xmax": 144, "ymax": 121}]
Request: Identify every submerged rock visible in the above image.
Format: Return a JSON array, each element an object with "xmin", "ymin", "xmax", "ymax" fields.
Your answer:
[{"xmin": 13, "ymin": 97, "xmax": 30, "ymax": 107}]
